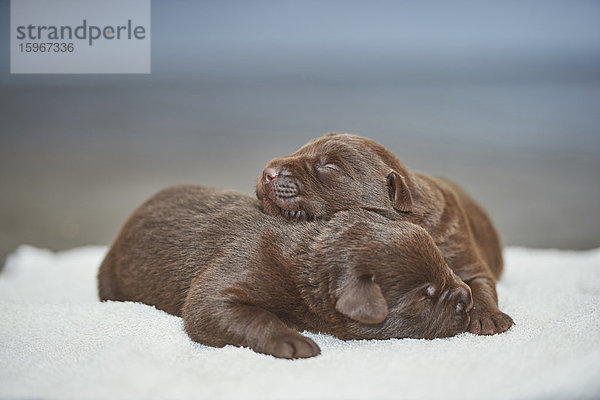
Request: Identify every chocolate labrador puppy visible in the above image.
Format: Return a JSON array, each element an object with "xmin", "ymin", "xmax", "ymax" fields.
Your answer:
[
  {"xmin": 98, "ymin": 185, "xmax": 473, "ymax": 359},
  {"xmin": 256, "ymin": 133, "xmax": 513, "ymax": 336}
]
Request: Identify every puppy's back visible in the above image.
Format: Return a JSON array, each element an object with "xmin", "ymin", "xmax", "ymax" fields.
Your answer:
[
  {"xmin": 98, "ymin": 185, "xmax": 263, "ymax": 315},
  {"xmin": 434, "ymin": 177, "xmax": 503, "ymax": 278}
]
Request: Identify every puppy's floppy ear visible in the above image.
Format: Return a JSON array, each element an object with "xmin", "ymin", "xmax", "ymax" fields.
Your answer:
[
  {"xmin": 335, "ymin": 276, "xmax": 388, "ymax": 324},
  {"xmin": 387, "ymin": 171, "xmax": 413, "ymax": 212}
]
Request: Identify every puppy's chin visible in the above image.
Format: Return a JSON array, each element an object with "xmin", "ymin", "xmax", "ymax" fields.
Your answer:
[
  {"xmin": 255, "ymin": 178, "xmax": 265, "ymax": 201},
  {"xmin": 413, "ymin": 319, "xmax": 469, "ymax": 340},
  {"xmin": 445, "ymin": 315, "xmax": 470, "ymax": 337},
  {"xmin": 259, "ymin": 195, "xmax": 282, "ymax": 217},
  {"xmin": 434, "ymin": 309, "xmax": 471, "ymax": 338},
  {"xmin": 260, "ymin": 195, "xmax": 317, "ymax": 222}
]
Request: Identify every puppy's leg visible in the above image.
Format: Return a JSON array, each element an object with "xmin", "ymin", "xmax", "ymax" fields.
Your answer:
[
  {"xmin": 441, "ymin": 238, "xmax": 513, "ymax": 335},
  {"xmin": 182, "ymin": 289, "xmax": 320, "ymax": 359},
  {"xmin": 463, "ymin": 273, "xmax": 514, "ymax": 335}
]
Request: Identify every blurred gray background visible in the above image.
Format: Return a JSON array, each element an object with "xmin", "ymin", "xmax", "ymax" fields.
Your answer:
[{"xmin": 1, "ymin": 0, "xmax": 599, "ymax": 265}]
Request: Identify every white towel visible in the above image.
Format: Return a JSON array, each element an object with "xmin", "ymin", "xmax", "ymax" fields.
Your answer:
[{"xmin": 1, "ymin": 245, "xmax": 599, "ymax": 400}]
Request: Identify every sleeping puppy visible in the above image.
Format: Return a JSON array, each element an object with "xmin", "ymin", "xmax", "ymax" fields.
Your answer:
[
  {"xmin": 98, "ymin": 185, "xmax": 473, "ymax": 359},
  {"xmin": 256, "ymin": 133, "xmax": 513, "ymax": 336}
]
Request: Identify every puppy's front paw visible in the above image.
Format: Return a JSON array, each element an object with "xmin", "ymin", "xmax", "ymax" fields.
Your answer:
[
  {"xmin": 468, "ymin": 308, "xmax": 514, "ymax": 335},
  {"xmin": 263, "ymin": 331, "xmax": 321, "ymax": 359}
]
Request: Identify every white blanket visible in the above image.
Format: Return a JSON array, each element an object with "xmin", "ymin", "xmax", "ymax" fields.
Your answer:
[{"xmin": 1, "ymin": 245, "xmax": 599, "ymax": 400}]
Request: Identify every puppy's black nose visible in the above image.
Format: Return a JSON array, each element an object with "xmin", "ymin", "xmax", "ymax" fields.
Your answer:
[
  {"xmin": 263, "ymin": 167, "xmax": 279, "ymax": 183},
  {"xmin": 453, "ymin": 286, "xmax": 473, "ymax": 314}
]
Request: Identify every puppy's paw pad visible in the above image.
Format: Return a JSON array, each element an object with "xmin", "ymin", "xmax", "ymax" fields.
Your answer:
[
  {"xmin": 469, "ymin": 309, "xmax": 514, "ymax": 335},
  {"xmin": 266, "ymin": 332, "xmax": 321, "ymax": 359}
]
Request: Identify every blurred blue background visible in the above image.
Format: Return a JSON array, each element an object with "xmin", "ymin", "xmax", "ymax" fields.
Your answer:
[{"xmin": 1, "ymin": 0, "xmax": 599, "ymax": 263}]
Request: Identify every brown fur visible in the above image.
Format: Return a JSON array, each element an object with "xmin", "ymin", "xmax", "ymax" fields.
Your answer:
[
  {"xmin": 256, "ymin": 133, "xmax": 513, "ymax": 335},
  {"xmin": 98, "ymin": 185, "xmax": 473, "ymax": 359}
]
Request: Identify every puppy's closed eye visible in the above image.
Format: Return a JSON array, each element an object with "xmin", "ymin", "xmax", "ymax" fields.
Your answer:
[
  {"xmin": 315, "ymin": 162, "xmax": 339, "ymax": 172},
  {"xmin": 425, "ymin": 284, "xmax": 437, "ymax": 298},
  {"xmin": 410, "ymin": 284, "xmax": 437, "ymax": 305}
]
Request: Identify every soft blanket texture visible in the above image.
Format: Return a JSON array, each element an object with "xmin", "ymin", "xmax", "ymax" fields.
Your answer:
[{"xmin": 1, "ymin": 245, "xmax": 599, "ymax": 400}]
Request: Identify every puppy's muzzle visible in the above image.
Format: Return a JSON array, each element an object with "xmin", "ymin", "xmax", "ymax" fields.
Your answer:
[{"xmin": 262, "ymin": 168, "xmax": 300, "ymax": 199}]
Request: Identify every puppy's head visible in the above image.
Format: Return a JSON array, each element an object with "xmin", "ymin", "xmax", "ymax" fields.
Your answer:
[
  {"xmin": 256, "ymin": 133, "xmax": 414, "ymax": 221},
  {"xmin": 313, "ymin": 211, "xmax": 472, "ymax": 339}
]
